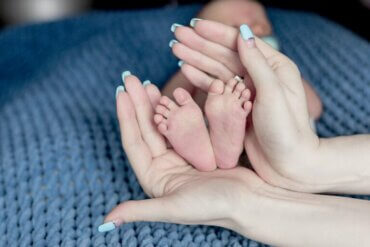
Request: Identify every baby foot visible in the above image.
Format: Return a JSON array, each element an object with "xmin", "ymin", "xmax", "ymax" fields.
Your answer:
[
  {"xmin": 154, "ymin": 88, "xmax": 216, "ymax": 172},
  {"xmin": 205, "ymin": 78, "xmax": 252, "ymax": 169}
]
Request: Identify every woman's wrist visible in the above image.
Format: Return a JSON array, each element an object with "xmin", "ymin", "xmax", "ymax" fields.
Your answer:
[
  {"xmin": 312, "ymin": 135, "xmax": 370, "ymax": 194},
  {"xmin": 233, "ymin": 182, "xmax": 370, "ymax": 246}
]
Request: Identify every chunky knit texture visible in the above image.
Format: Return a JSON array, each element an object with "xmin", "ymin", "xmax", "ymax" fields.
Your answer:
[{"xmin": 0, "ymin": 5, "xmax": 369, "ymax": 246}]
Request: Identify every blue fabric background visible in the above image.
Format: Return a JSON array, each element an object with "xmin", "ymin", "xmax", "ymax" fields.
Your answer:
[{"xmin": 0, "ymin": 4, "xmax": 369, "ymax": 246}]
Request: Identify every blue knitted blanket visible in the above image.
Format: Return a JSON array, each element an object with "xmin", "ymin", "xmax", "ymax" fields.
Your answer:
[{"xmin": 0, "ymin": 5, "xmax": 369, "ymax": 246}]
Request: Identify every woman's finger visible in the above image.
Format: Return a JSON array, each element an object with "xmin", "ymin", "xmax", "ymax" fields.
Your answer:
[
  {"xmin": 144, "ymin": 82, "xmax": 161, "ymax": 108},
  {"xmin": 190, "ymin": 19, "xmax": 304, "ymax": 99},
  {"xmin": 99, "ymin": 197, "xmax": 175, "ymax": 232},
  {"xmin": 237, "ymin": 25, "xmax": 299, "ymax": 134},
  {"xmin": 180, "ymin": 63, "xmax": 215, "ymax": 92},
  {"xmin": 192, "ymin": 19, "xmax": 279, "ymax": 59},
  {"xmin": 173, "ymin": 26, "xmax": 245, "ymax": 75},
  {"xmin": 237, "ymin": 26, "xmax": 281, "ymax": 97},
  {"xmin": 123, "ymin": 74, "xmax": 167, "ymax": 157},
  {"xmin": 116, "ymin": 90, "xmax": 153, "ymax": 176},
  {"xmin": 171, "ymin": 42, "xmax": 234, "ymax": 82}
]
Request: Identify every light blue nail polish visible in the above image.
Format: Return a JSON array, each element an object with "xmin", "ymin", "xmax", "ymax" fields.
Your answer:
[
  {"xmin": 115, "ymin": 85, "xmax": 125, "ymax": 98},
  {"xmin": 178, "ymin": 60, "xmax": 184, "ymax": 67},
  {"xmin": 261, "ymin": 35, "xmax": 280, "ymax": 50},
  {"xmin": 121, "ymin": 71, "xmax": 131, "ymax": 84},
  {"xmin": 190, "ymin": 18, "xmax": 202, "ymax": 28},
  {"xmin": 240, "ymin": 24, "xmax": 254, "ymax": 41},
  {"xmin": 143, "ymin": 80, "xmax": 151, "ymax": 86},
  {"xmin": 169, "ymin": 39, "xmax": 178, "ymax": 48},
  {"xmin": 98, "ymin": 222, "xmax": 116, "ymax": 233},
  {"xmin": 171, "ymin": 23, "xmax": 183, "ymax": 33}
]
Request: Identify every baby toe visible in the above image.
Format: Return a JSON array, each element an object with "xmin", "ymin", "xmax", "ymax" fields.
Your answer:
[
  {"xmin": 160, "ymin": 96, "xmax": 178, "ymax": 111},
  {"xmin": 243, "ymin": 101, "xmax": 252, "ymax": 114},
  {"xmin": 154, "ymin": 114, "xmax": 165, "ymax": 124},
  {"xmin": 173, "ymin": 88, "xmax": 195, "ymax": 106},
  {"xmin": 225, "ymin": 78, "xmax": 238, "ymax": 93},
  {"xmin": 233, "ymin": 82, "xmax": 246, "ymax": 97},
  {"xmin": 208, "ymin": 79, "xmax": 224, "ymax": 95},
  {"xmin": 158, "ymin": 122, "xmax": 168, "ymax": 135},
  {"xmin": 155, "ymin": 105, "xmax": 171, "ymax": 118},
  {"xmin": 240, "ymin": 88, "xmax": 251, "ymax": 101}
]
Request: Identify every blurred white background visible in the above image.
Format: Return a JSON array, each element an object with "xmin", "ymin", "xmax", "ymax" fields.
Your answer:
[{"xmin": 0, "ymin": 0, "xmax": 92, "ymax": 25}]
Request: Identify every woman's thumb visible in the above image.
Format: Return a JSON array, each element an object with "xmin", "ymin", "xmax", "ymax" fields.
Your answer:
[
  {"xmin": 98, "ymin": 198, "xmax": 172, "ymax": 232},
  {"xmin": 237, "ymin": 24, "xmax": 282, "ymax": 98}
]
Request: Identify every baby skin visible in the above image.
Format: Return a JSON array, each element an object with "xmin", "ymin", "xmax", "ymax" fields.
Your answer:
[{"xmin": 154, "ymin": 78, "xmax": 251, "ymax": 171}]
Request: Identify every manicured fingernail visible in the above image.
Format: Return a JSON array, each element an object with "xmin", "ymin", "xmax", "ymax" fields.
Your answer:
[
  {"xmin": 309, "ymin": 118, "xmax": 316, "ymax": 133},
  {"xmin": 143, "ymin": 80, "xmax": 151, "ymax": 86},
  {"xmin": 190, "ymin": 18, "xmax": 202, "ymax": 28},
  {"xmin": 169, "ymin": 39, "xmax": 178, "ymax": 48},
  {"xmin": 121, "ymin": 71, "xmax": 131, "ymax": 84},
  {"xmin": 240, "ymin": 24, "xmax": 254, "ymax": 40},
  {"xmin": 261, "ymin": 35, "xmax": 280, "ymax": 50},
  {"xmin": 115, "ymin": 85, "xmax": 125, "ymax": 98},
  {"xmin": 98, "ymin": 222, "xmax": 116, "ymax": 233},
  {"xmin": 240, "ymin": 24, "xmax": 255, "ymax": 48},
  {"xmin": 178, "ymin": 60, "xmax": 184, "ymax": 67},
  {"xmin": 171, "ymin": 23, "xmax": 183, "ymax": 32}
]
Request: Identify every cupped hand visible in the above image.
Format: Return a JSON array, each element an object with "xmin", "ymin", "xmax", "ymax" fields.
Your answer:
[
  {"xmin": 100, "ymin": 74, "xmax": 265, "ymax": 231},
  {"xmin": 171, "ymin": 20, "xmax": 324, "ymax": 192}
]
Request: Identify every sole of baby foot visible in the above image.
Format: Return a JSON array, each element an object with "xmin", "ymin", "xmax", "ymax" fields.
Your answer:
[
  {"xmin": 154, "ymin": 88, "xmax": 216, "ymax": 172},
  {"xmin": 205, "ymin": 79, "xmax": 252, "ymax": 169}
]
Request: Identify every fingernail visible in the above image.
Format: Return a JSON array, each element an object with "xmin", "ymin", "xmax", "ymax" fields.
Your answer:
[
  {"xmin": 309, "ymin": 118, "xmax": 317, "ymax": 133},
  {"xmin": 261, "ymin": 35, "xmax": 280, "ymax": 50},
  {"xmin": 115, "ymin": 85, "xmax": 125, "ymax": 98},
  {"xmin": 121, "ymin": 71, "xmax": 131, "ymax": 84},
  {"xmin": 143, "ymin": 80, "xmax": 151, "ymax": 86},
  {"xmin": 178, "ymin": 60, "xmax": 184, "ymax": 67},
  {"xmin": 171, "ymin": 23, "xmax": 183, "ymax": 33},
  {"xmin": 190, "ymin": 18, "xmax": 202, "ymax": 28},
  {"xmin": 240, "ymin": 24, "xmax": 254, "ymax": 40},
  {"xmin": 98, "ymin": 222, "xmax": 116, "ymax": 233},
  {"xmin": 240, "ymin": 24, "xmax": 255, "ymax": 48},
  {"xmin": 169, "ymin": 39, "xmax": 178, "ymax": 48}
]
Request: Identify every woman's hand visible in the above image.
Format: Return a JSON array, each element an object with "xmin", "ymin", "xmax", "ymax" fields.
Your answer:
[
  {"xmin": 171, "ymin": 20, "xmax": 370, "ymax": 194},
  {"xmin": 171, "ymin": 20, "xmax": 323, "ymax": 192},
  {"xmin": 104, "ymin": 78, "xmax": 370, "ymax": 246},
  {"xmin": 101, "ymin": 72, "xmax": 370, "ymax": 247},
  {"xmin": 162, "ymin": 0, "xmax": 272, "ymax": 106},
  {"xmin": 99, "ymin": 74, "xmax": 265, "ymax": 231}
]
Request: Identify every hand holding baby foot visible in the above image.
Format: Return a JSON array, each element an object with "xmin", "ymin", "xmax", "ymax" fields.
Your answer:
[
  {"xmin": 205, "ymin": 78, "xmax": 252, "ymax": 169},
  {"xmin": 172, "ymin": 20, "xmax": 325, "ymax": 192},
  {"xmin": 170, "ymin": 21, "xmax": 321, "ymax": 120},
  {"xmin": 104, "ymin": 73, "xmax": 267, "ymax": 234}
]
